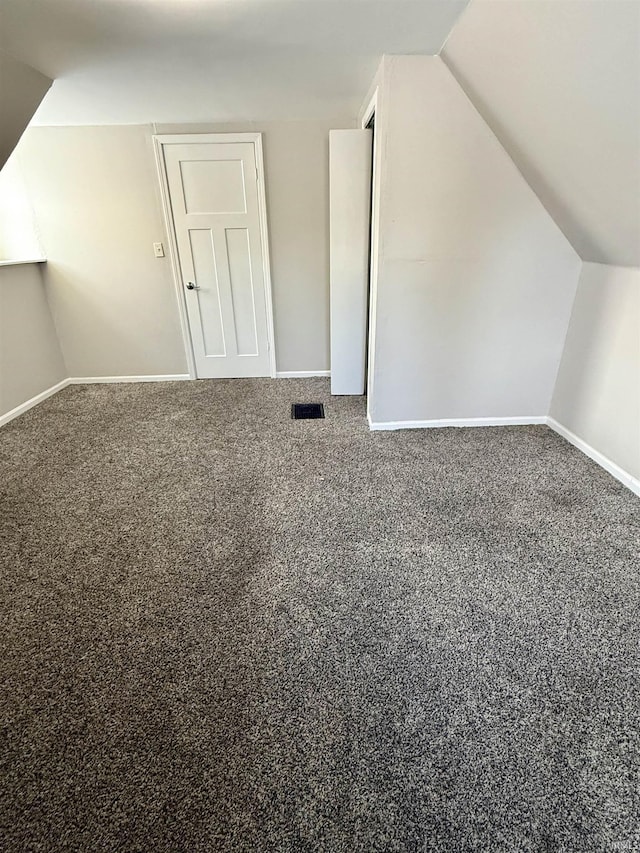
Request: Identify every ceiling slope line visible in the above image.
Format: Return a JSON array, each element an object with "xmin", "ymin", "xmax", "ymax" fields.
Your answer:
[
  {"xmin": 438, "ymin": 0, "xmax": 475, "ymax": 57},
  {"xmin": 438, "ymin": 51, "xmax": 585, "ymax": 264}
]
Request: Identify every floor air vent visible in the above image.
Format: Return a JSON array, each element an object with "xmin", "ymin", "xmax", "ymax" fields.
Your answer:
[{"xmin": 291, "ymin": 403, "xmax": 325, "ymax": 420}]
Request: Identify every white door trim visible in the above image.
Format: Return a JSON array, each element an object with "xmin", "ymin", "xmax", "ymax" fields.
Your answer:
[
  {"xmin": 361, "ymin": 89, "xmax": 380, "ymax": 420},
  {"xmin": 153, "ymin": 132, "xmax": 277, "ymax": 379},
  {"xmin": 153, "ymin": 136, "xmax": 196, "ymax": 379}
]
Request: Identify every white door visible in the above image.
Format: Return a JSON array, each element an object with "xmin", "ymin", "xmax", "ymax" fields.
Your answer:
[
  {"xmin": 163, "ymin": 137, "xmax": 274, "ymax": 378},
  {"xmin": 329, "ymin": 129, "xmax": 372, "ymax": 395}
]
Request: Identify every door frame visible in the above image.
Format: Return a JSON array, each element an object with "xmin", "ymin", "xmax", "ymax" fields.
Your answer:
[
  {"xmin": 361, "ymin": 90, "xmax": 379, "ymax": 413},
  {"xmin": 153, "ymin": 132, "xmax": 277, "ymax": 379}
]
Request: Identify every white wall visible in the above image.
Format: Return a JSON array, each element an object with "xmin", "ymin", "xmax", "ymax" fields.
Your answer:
[
  {"xmin": 0, "ymin": 50, "xmax": 52, "ymax": 168},
  {"xmin": 14, "ymin": 120, "xmax": 341, "ymax": 376},
  {"xmin": 0, "ymin": 262, "xmax": 66, "ymax": 418},
  {"xmin": 254, "ymin": 120, "xmax": 337, "ymax": 371},
  {"xmin": 15, "ymin": 125, "xmax": 190, "ymax": 378},
  {"xmin": 0, "ymin": 151, "xmax": 44, "ymax": 261},
  {"xmin": 442, "ymin": 0, "xmax": 640, "ymax": 267},
  {"xmin": 365, "ymin": 56, "xmax": 581, "ymax": 426},
  {"xmin": 551, "ymin": 263, "xmax": 640, "ymax": 483}
]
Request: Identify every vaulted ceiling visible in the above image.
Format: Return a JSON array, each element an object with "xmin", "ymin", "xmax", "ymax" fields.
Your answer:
[
  {"xmin": 0, "ymin": 51, "xmax": 51, "ymax": 169},
  {"xmin": 442, "ymin": 0, "xmax": 640, "ymax": 267},
  {"xmin": 1, "ymin": 0, "xmax": 638, "ymax": 268},
  {"xmin": 0, "ymin": 0, "xmax": 468, "ymax": 125}
]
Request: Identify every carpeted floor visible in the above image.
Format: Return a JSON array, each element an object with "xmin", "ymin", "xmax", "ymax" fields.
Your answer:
[{"xmin": 1, "ymin": 378, "xmax": 638, "ymax": 853}]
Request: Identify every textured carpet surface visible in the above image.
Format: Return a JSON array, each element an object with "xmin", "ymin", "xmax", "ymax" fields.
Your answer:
[{"xmin": 1, "ymin": 378, "xmax": 639, "ymax": 853}]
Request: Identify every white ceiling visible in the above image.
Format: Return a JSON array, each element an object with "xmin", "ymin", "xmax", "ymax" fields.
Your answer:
[
  {"xmin": 0, "ymin": 51, "xmax": 51, "ymax": 168},
  {"xmin": 0, "ymin": 0, "xmax": 469, "ymax": 126},
  {"xmin": 442, "ymin": 0, "xmax": 640, "ymax": 267},
  {"xmin": 3, "ymin": 0, "xmax": 637, "ymax": 266}
]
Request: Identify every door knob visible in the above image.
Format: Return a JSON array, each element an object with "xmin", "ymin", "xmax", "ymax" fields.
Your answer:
[{"xmin": 186, "ymin": 281, "xmax": 199, "ymax": 290}]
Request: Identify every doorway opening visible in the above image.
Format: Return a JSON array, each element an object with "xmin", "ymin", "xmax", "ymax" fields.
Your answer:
[
  {"xmin": 363, "ymin": 111, "xmax": 375, "ymax": 401},
  {"xmin": 361, "ymin": 91, "xmax": 379, "ymax": 414}
]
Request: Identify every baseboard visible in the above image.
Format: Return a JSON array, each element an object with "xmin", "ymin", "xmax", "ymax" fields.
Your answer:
[
  {"xmin": 546, "ymin": 418, "xmax": 640, "ymax": 497},
  {"xmin": 4, "ymin": 379, "xmax": 636, "ymax": 498},
  {"xmin": 276, "ymin": 370, "xmax": 330, "ymax": 378},
  {"xmin": 0, "ymin": 378, "xmax": 70, "ymax": 428},
  {"xmin": 68, "ymin": 374, "xmax": 191, "ymax": 384},
  {"xmin": 367, "ymin": 414, "xmax": 547, "ymax": 431},
  {"xmin": 0, "ymin": 374, "xmax": 191, "ymax": 429},
  {"xmin": 366, "ymin": 412, "xmax": 638, "ymax": 497}
]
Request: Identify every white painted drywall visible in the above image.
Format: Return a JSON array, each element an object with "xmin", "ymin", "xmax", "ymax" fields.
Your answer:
[
  {"xmin": 365, "ymin": 56, "xmax": 581, "ymax": 426},
  {"xmin": 14, "ymin": 125, "xmax": 188, "ymax": 378},
  {"xmin": 0, "ymin": 151, "xmax": 44, "ymax": 261},
  {"xmin": 551, "ymin": 263, "xmax": 640, "ymax": 481},
  {"xmin": 0, "ymin": 50, "xmax": 51, "ymax": 168},
  {"xmin": 13, "ymin": 120, "xmax": 341, "ymax": 376},
  {"xmin": 329, "ymin": 129, "xmax": 372, "ymax": 394},
  {"xmin": 251, "ymin": 120, "xmax": 337, "ymax": 372},
  {"xmin": 442, "ymin": 0, "xmax": 640, "ymax": 267},
  {"xmin": 0, "ymin": 262, "xmax": 66, "ymax": 417}
]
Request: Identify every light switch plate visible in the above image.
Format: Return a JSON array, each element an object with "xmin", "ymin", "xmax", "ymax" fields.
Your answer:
[{"xmin": 153, "ymin": 242, "xmax": 165, "ymax": 258}]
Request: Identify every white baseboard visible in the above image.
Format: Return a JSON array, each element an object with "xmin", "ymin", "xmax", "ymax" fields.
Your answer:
[
  {"xmin": 546, "ymin": 417, "xmax": 640, "ymax": 498},
  {"xmin": 0, "ymin": 374, "xmax": 190, "ymax": 429},
  {"xmin": 68, "ymin": 374, "xmax": 191, "ymax": 384},
  {"xmin": 0, "ymin": 378, "xmax": 70, "ymax": 428},
  {"xmin": 276, "ymin": 370, "xmax": 330, "ymax": 378},
  {"xmin": 366, "ymin": 412, "xmax": 638, "ymax": 498},
  {"xmin": 367, "ymin": 414, "xmax": 547, "ymax": 431},
  {"xmin": 3, "ymin": 379, "xmax": 637, "ymax": 499}
]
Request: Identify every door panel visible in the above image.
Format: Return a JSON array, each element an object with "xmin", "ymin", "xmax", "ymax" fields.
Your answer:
[
  {"xmin": 188, "ymin": 229, "xmax": 225, "ymax": 357},
  {"xmin": 164, "ymin": 139, "xmax": 272, "ymax": 378},
  {"xmin": 226, "ymin": 228, "xmax": 258, "ymax": 356},
  {"xmin": 329, "ymin": 129, "xmax": 373, "ymax": 395},
  {"xmin": 180, "ymin": 159, "xmax": 247, "ymax": 215}
]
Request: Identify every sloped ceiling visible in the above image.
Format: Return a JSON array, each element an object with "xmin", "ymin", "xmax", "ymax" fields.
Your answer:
[
  {"xmin": 0, "ymin": 51, "xmax": 52, "ymax": 169},
  {"xmin": 442, "ymin": 0, "xmax": 640, "ymax": 267},
  {"xmin": 0, "ymin": 0, "xmax": 468, "ymax": 126}
]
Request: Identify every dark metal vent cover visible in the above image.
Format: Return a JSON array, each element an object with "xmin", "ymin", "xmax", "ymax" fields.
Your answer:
[{"xmin": 291, "ymin": 403, "xmax": 325, "ymax": 420}]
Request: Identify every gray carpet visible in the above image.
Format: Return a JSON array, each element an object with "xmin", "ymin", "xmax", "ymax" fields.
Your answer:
[{"xmin": 1, "ymin": 378, "xmax": 639, "ymax": 853}]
